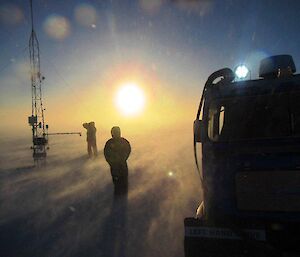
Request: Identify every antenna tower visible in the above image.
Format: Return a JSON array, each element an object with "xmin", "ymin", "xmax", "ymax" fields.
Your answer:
[
  {"xmin": 28, "ymin": 0, "xmax": 48, "ymax": 163},
  {"xmin": 27, "ymin": 1, "xmax": 82, "ymax": 165}
]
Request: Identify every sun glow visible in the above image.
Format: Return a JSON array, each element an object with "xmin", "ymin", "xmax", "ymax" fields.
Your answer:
[{"xmin": 115, "ymin": 83, "xmax": 146, "ymax": 116}]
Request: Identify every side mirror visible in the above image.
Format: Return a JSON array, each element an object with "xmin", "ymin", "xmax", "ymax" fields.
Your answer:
[{"xmin": 194, "ymin": 119, "xmax": 205, "ymax": 143}]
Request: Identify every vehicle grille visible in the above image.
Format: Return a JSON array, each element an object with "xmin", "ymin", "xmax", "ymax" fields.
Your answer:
[{"xmin": 236, "ymin": 170, "xmax": 300, "ymax": 211}]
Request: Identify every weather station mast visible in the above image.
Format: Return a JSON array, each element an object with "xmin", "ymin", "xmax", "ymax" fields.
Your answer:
[
  {"xmin": 27, "ymin": 0, "xmax": 48, "ymax": 164},
  {"xmin": 27, "ymin": 0, "xmax": 81, "ymax": 165}
]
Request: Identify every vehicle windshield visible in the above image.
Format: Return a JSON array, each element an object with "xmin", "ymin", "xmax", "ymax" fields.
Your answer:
[{"xmin": 208, "ymin": 91, "xmax": 300, "ymax": 141}]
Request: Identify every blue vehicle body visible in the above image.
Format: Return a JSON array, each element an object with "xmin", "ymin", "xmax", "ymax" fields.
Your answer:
[{"xmin": 185, "ymin": 56, "xmax": 300, "ymax": 257}]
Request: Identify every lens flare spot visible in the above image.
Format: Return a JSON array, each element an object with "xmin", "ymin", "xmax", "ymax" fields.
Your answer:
[
  {"xmin": 139, "ymin": 0, "xmax": 163, "ymax": 14},
  {"xmin": 44, "ymin": 14, "xmax": 71, "ymax": 40},
  {"xmin": 0, "ymin": 4, "xmax": 23, "ymax": 25},
  {"xmin": 74, "ymin": 4, "xmax": 98, "ymax": 27}
]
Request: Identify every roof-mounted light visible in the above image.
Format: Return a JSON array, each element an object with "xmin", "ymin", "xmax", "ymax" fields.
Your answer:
[{"xmin": 234, "ymin": 65, "xmax": 249, "ymax": 80}]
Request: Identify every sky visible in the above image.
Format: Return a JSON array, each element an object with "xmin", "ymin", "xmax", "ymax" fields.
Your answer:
[{"xmin": 1, "ymin": 0, "xmax": 300, "ymax": 138}]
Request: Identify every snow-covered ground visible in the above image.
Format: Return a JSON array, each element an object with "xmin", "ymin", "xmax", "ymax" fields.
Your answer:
[{"xmin": 0, "ymin": 129, "xmax": 201, "ymax": 257}]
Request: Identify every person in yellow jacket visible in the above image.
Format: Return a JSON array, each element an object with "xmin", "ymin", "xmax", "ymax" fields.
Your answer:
[
  {"xmin": 82, "ymin": 121, "xmax": 98, "ymax": 158},
  {"xmin": 104, "ymin": 126, "xmax": 131, "ymax": 194}
]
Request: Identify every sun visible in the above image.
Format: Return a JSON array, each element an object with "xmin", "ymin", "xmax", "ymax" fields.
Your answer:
[{"xmin": 115, "ymin": 83, "xmax": 146, "ymax": 116}]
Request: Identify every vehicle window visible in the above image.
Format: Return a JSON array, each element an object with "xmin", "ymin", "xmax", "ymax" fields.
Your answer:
[
  {"xmin": 219, "ymin": 106, "xmax": 225, "ymax": 135},
  {"xmin": 208, "ymin": 103, "xmax": 225, "ymax": 141},
  {"xmin": 208, "ymin": 92, "xmax": 291, "ymax": 141}
]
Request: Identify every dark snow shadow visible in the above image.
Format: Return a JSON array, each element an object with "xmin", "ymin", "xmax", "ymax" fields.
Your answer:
[{"xmin": 101, "ymin": 193, "xmax": 128, "ymax": 257}]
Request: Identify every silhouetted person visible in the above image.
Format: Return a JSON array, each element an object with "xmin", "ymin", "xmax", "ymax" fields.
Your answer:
[
  {"xmin": 83, "ymin": 121, "xmax": 98, "ymax": 158},
  {"xmin": 104, "ymin": 126, "xmax": 131, "ymax": 194}
]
